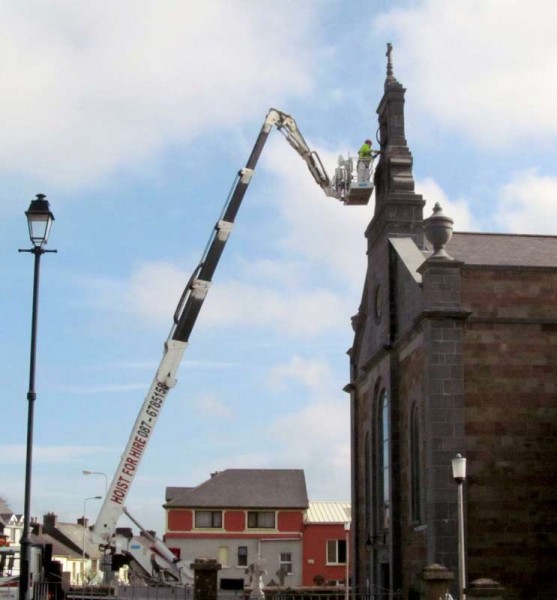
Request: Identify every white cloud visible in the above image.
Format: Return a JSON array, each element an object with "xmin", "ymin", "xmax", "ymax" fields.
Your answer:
[
  {"xmin": 0, "ymin": 1, "xmax": 318, "ymax": 187},
  {"xmin": 265, "ymin": 356, "xmax": 349, "ymax": 499},
  {"xmin": 203, "ymin": 280, "xmax": 350, "ymax": 337},
  {"xmin": 418, "ymin": 177, "xmax": 476, "ymax": 231},
  {"xmin": 82, "ymin": 258, "xmax": 353, "ymax": 337},
  {"xmin": 268, "ymin": 355, "xmax": 334, "ymax": 393},
  {"xmin": 192, "ymin": 393, "xmax": 231, "ymax": 418},
  {"xmin": 270, "ymin": 397, "xmax": 350, "ymax": 500},
  {"xmin": 241, "ymin": 257, "xmax": 309, "ymax": 287},
  {"xmin": 495, "ymin": 169, "xmax": 557, "ymax": 234},
  {"xmin": 169, "ymin": 356, "xmax": 351, "ymax": 500},
  {"xmin": 262, "ymin": 136, "xmax": 371, "ymax": 284},
  {"xmin": 375, "ymin": 0, "xmax": 557, "ymax": 146}
]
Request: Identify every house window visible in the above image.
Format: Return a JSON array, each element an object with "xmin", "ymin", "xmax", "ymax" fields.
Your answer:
[
  {"xmin": 380, "ymin": 389, "xmax": 390, "ymax": 530},
  {"xmin": 247, "ymin": 511, "xmax": 275, "ymax": 529},
  {"xmin": 279, "ymin": 552, "xmax": 292, "ymax": 575},
  {"xmin": 195, "ymin": 510, "xmax": 222, "ymax": 528},
  {"xmin": 237, "ymin": 546, "xmax": 248, "ymax": 567},
  {"xmin": 326, "ymin": 539, "xmax": 347, "ymax": 564},
  {"xmin": 410, "ymin": 403, "xmax": 422, "ymax": 522}
]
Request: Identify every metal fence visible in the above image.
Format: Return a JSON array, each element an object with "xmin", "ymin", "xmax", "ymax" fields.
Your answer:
[
  {"xmin": 64, "ymin": 585, "xmax": 403, "ymax": 600},
  {"xmin": 217, "ymin": 590, "xmax": 401, "ymax": 600},
  {"xmin": 66, "ymin": 585, "xmax": 193, "ymax": 600}
]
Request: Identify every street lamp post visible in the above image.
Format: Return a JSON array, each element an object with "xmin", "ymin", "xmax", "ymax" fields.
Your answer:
[
  {"xmin": 82, "ymin": 496, "xmax": 102, "ymax": 585},
  {"xmin": 452, "ymin": 454, "xmax": 467, "ymax": 600},
  {"xmin": 82, "ymin": 470, "xmax": 108, "ymax": 497},
  {"xmin": 344, "ymin": 521, "xmax": 351, "ymax": 600},
  {"xmin": 18, "ymin": 194, "xmax": 56, "ymax": 600}
]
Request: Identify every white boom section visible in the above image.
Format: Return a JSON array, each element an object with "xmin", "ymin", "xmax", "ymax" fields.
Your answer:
[
  {"xmin": 93, "ymin": 340, "xmax": 187, "ymax": 543},
  {"xmin": 113, "ymin": 509, "xmax": 192, "ymax": 585},
  {"xmin": 91, "ymin": 107, "xmax": 373, "ymax": 574}
]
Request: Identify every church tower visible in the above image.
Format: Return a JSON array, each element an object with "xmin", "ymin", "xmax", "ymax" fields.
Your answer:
[{"xmin": 349, "ymin": 45, "xmax": 431, "ymax": 594}]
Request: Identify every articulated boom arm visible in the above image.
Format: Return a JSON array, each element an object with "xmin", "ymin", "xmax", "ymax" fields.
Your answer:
[
  {"xmin": 93, "ymin": 108, "xmax": 370, "ymax": 564},
  {"xmin": 269, "ymin": 109, "xmax": 337, "ymax": 199}
]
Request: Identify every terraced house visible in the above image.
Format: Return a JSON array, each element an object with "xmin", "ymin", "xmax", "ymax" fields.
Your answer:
[{"xmin": 164, "ymin": 469, "xmax": 352, "ymax": 592}]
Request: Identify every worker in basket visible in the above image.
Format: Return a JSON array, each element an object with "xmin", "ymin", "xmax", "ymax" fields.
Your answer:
[{"xmin": 357, "ymin": 138, "xmax": 379, "ymax": 183}]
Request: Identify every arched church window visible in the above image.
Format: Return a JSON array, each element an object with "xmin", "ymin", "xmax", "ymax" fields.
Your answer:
[
  {"xmin": 380, "ymin": 389, "xmax": 390, "ymax": 530},
  {"xmin": 410, "ymin": 403, "xmax": 422, "ymax": 522}
]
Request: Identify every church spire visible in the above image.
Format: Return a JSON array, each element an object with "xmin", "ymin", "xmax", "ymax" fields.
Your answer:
[
  {"xmin": 366, "ymin": 43, "xmax": 425, "ymax": 247},
  {"xmin": 375, "ymin": 42, "xmax": 414, "ymax": 194}
]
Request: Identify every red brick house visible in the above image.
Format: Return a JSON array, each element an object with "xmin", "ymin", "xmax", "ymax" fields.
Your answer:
[
  {"xmin": 302, "ymin": 501, "xmax": 351, "ymax": 587},
  {"xmin": 348, "ymin": 54, "xmax": 557, "ymax": 600},
  {"xmin": 164, "ymin": 469, "xmax": 308, "ymax": 591}
]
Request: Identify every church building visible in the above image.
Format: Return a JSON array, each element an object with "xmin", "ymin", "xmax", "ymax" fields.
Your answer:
[{"xmin": 347, "ymin": 52, "xmax": 557, "ymax": 600}]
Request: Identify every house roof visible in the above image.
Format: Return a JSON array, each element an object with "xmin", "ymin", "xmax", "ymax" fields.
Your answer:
[
  {"xmin": 55, "ymin": 522, "xmax": 101, "ymax": 559},
  {"xmin": 29, "ymin": 531, "xmax": 81, "ymax": 559},
  {"xmin": 2, "ymin": 514, "xmax": 22, "ymax": 522},
  {"xmin": 166, "ymin": 469, "xmax": 308, "ymax": 509},
  {"xmin": 166, "ymin": 487, "xmax": 193, "ymax": 503},
  {"xmin": 305, "ymin": 501, "xmax": 351, "ymax": 524},
  {"xmin": 445, "ymin": 232, "xmax": 557, "ymax": 268}
]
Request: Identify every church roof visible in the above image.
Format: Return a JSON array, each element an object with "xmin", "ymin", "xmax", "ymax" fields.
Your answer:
[{"xmin": 447, "ymin": 232, "xmax": 557, "ymax": 268}]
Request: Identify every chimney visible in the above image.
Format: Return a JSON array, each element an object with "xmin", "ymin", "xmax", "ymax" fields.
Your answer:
[
  {"xmin": 77, "ymin": 517, "xmax": 88, "ymax": 528},
  {"xmin": 43, "ymin": 513, "xmax": 58, "ymax": 529}
]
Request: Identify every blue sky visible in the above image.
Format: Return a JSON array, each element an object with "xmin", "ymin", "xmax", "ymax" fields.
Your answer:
[{"xmin": 2, "ymin": 0, "xmax": 557, "ymax": 536}]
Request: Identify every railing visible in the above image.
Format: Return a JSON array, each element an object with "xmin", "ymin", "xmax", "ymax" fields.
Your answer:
[
  {"xmin": 217, "ymin": 589, "xmax": 401, "ymax": 600},
  {"xmin": 116, "ymin": 585, "xmax": 192, "ymax": 600},
  {"xmin": 62, "ymin": 584, "xmax": 403, "ymax": 600},
  {"xmin": 66, "ymin": 584, "xmax": 192, "ymax": 600}
]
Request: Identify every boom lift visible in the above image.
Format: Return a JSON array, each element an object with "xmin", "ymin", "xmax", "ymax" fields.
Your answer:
[{"xmin": 92, "ymin": 108, "xmax": 375, "ymax": 585}]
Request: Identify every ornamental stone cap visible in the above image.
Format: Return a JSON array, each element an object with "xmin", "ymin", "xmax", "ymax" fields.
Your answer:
[
  {"xmin": 190, "ymin": 558, "xmax": 222, "ymax": 572},
  {"xmin": 421, "ymin": 563, "xmax": 454, "ymax": 581},
  {"xmin": 468, "ymin": 578, "xmax": 505, "ymax": 598}
]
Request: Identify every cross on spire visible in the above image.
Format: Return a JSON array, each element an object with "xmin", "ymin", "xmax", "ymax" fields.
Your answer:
[{"xmin": 386, "ymin": 42, "xmax": 394, "ymax": 78}]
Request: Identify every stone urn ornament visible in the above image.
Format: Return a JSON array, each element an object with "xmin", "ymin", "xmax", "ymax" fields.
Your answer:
[{"xmin": 424, "ymin": 202, "xmax": 454, "ymax": 259}]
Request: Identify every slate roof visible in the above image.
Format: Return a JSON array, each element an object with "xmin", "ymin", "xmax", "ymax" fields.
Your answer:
[
  {"xmin": 305, "ymin": 501, "xmax": 351, "ymax": 524},
  {"xmin": 444, "ymin": 232, "xmax": 557, "ymax": 268},
  {"xmin": 165, "ymin": 469, "xmax": 308, "ymax": 509},
  {"xmin": 166, "ymin": 487, "xmax": 193, "ymax": 503},
  {"xmin": 29, "ymin": 530, "xmax": 80, "ymax": 559},
  {"xmin": 53, "ymin": 522, "xmax": 101, "ymax": 559}
]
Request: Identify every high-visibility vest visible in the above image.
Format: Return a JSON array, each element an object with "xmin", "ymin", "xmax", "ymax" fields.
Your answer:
[{"xmin": 359, "ymin": 143, "xmax": 372, "ymax": 159}]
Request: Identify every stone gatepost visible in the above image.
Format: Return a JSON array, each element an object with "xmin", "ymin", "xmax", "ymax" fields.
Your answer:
[
  {"xmin": 190, "ymin": 558, "xmax": 221, "ymax": 600},
  {"xmin": 467, "ymin": 578, "xmax": 505, "ymax": 600},
  {"xmin": 420, "ymin": 563, "xmax": 454, "ymax": 600}
]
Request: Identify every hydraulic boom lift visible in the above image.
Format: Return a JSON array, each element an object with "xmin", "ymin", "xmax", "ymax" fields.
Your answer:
[{"xmin": 92, "ymin": 108, "xmax": 375, "ymax": 584}]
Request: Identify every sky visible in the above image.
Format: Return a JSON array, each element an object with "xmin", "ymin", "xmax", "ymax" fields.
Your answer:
[{"xmin": 2, "ymin": 0, "xmax": 557, "ymax": 537}]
